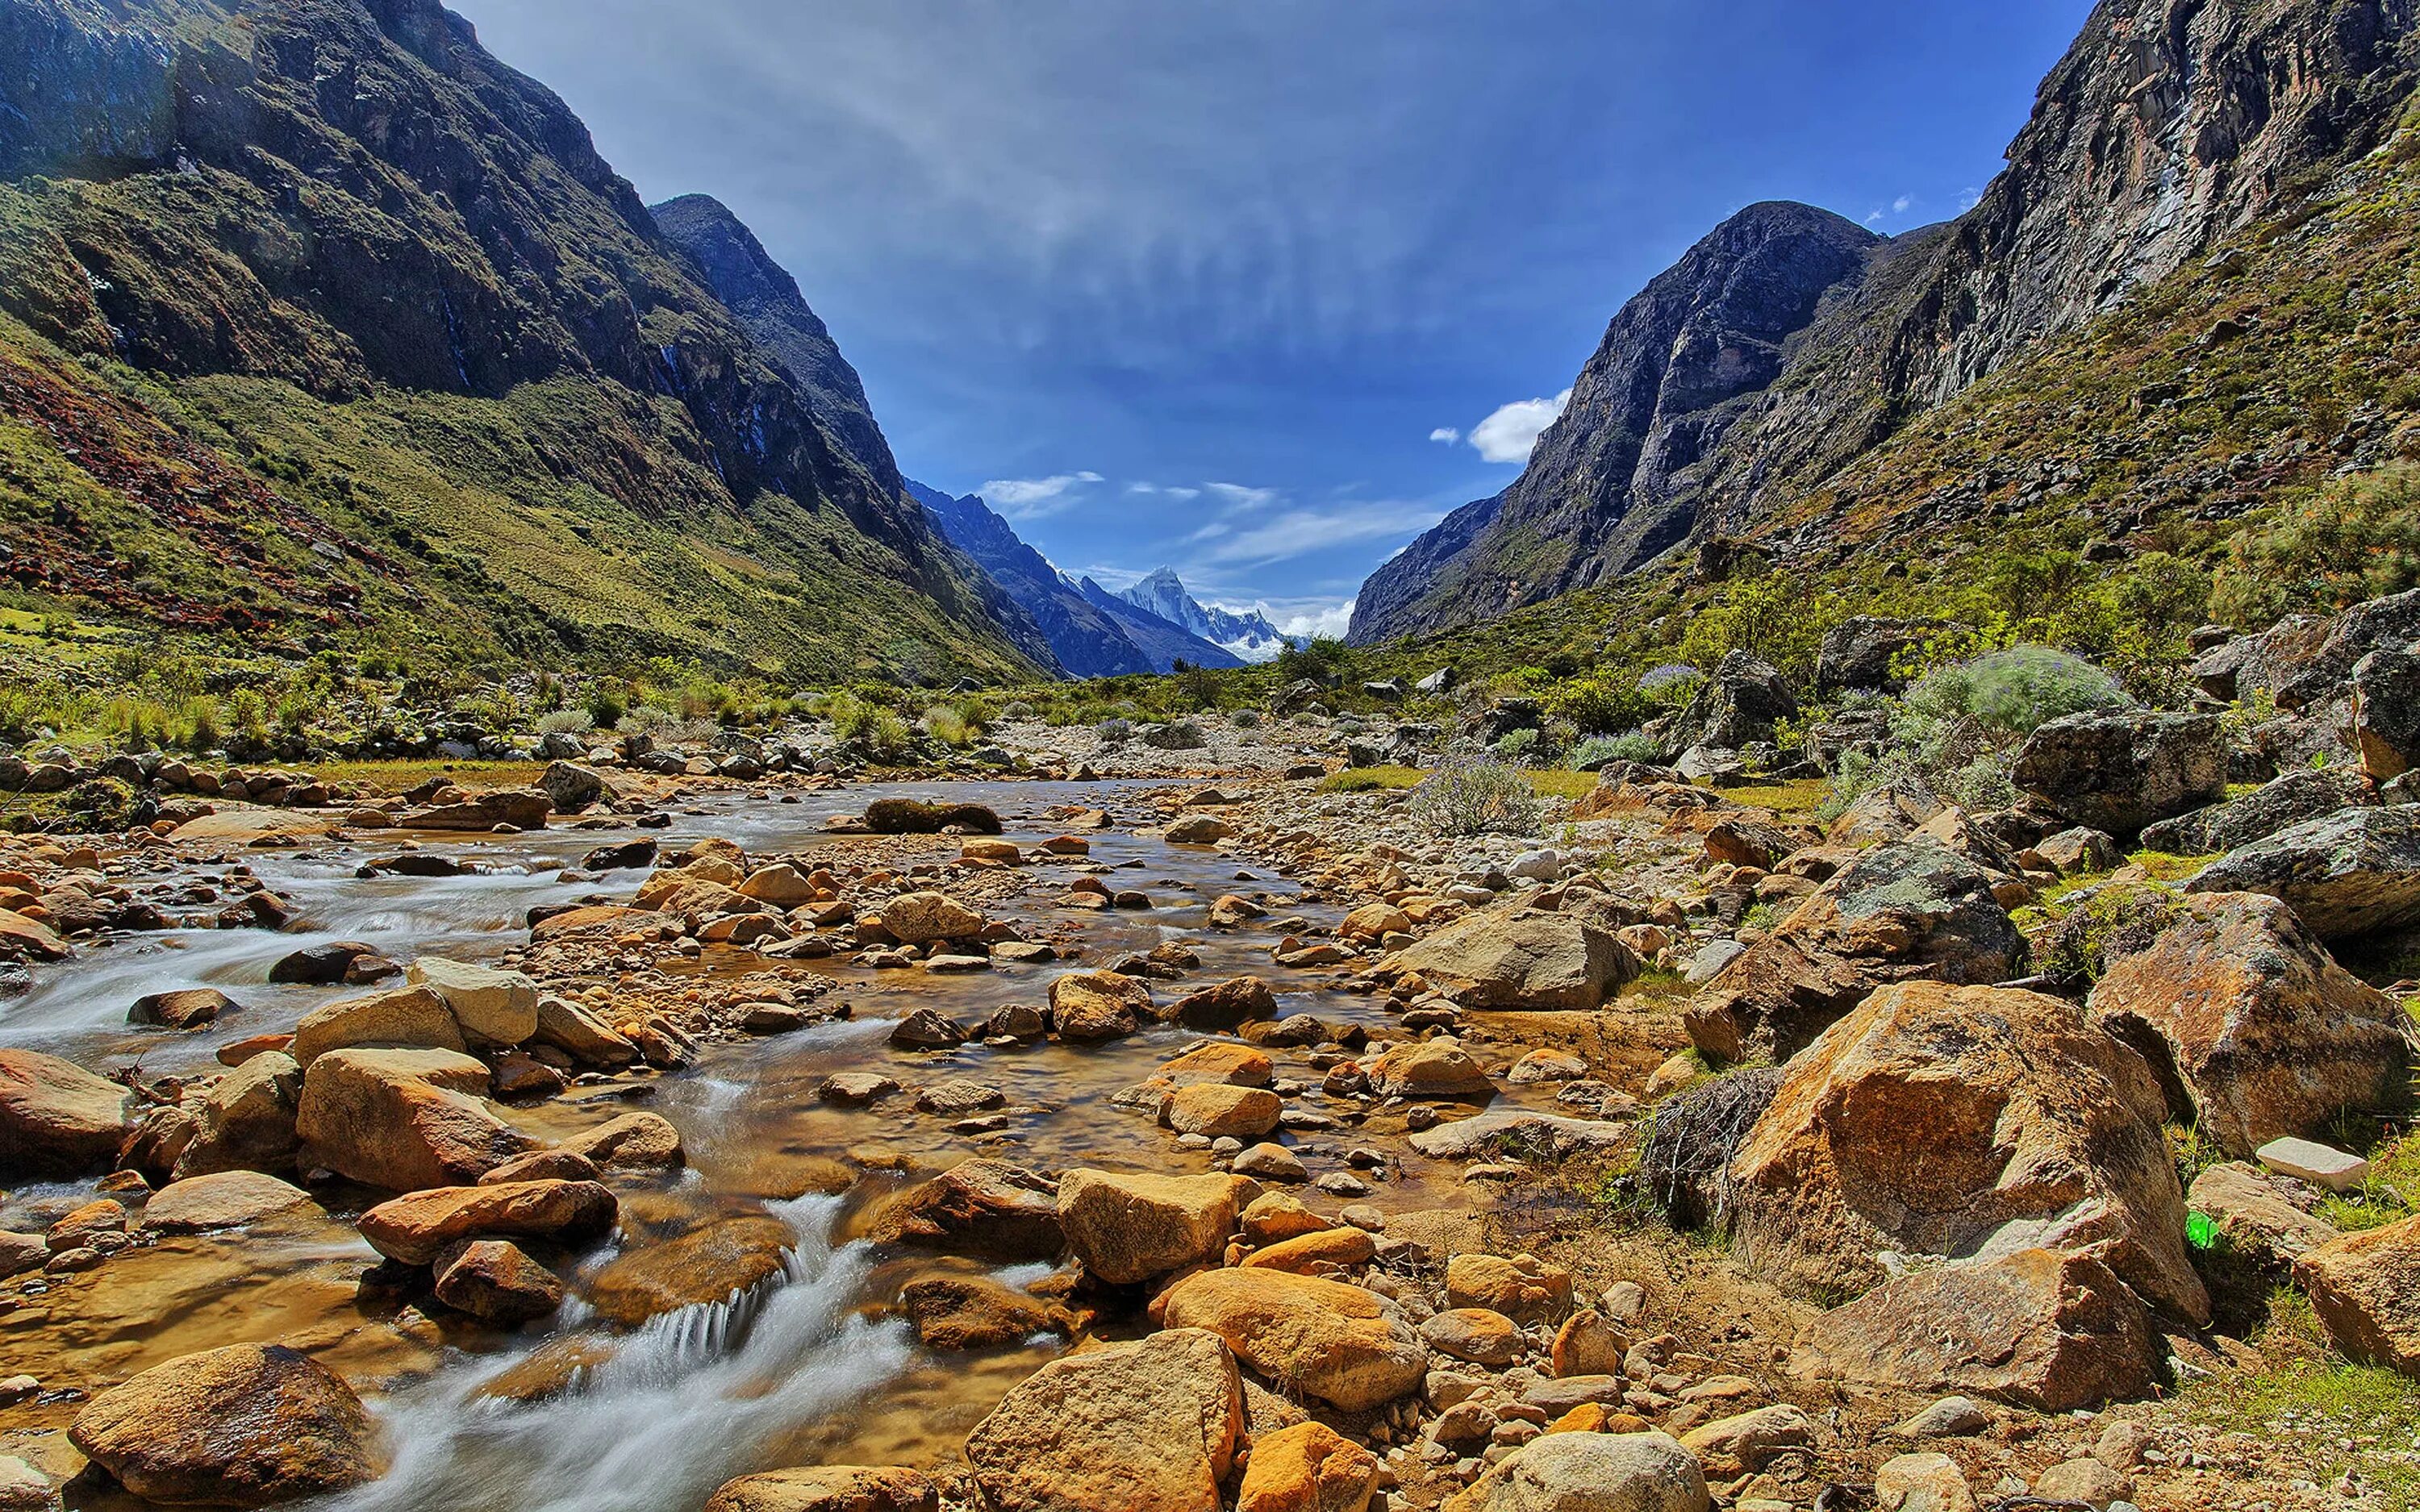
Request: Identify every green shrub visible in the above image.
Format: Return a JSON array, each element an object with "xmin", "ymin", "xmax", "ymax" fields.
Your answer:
[
  {"xmin": 1494, "ymin": 727, "xmax": 1542, "ymax": 764},
  {"xmin": 1229, "ymin": 708, "xmax": 1263, "ymax": 729},
  {"xmin": 1573, "ymin": 731, "xmax": 1666, "ymax": 768},
  {"xmin": 536, "ymin": 709, "xmax": 595, "ymax": 737},
  {"xmin": 1546, "ymin": 672, "xmax": 1656, "ymax": 735},
  {"xmin": 1904, "ymin": 645, "xmax": 2130, "ymax": 737},
  {"xmin": 1096, "ymin": 718, "xmax": 1133, "ymax": 746},
  {"xmin": 1411, "ymin": 748, "xmax": 1542, "ymax": 837},
  {"xmin": 2213, "ymin": 463, "xmax": 2420, "ymax": 624},
  {"xmin": 586, "ymin": 687, "xmax": 627, "ymax": 730},
  {"xmin": 921, "ymin": 703, "xmax": 974, "ymax": 748}
]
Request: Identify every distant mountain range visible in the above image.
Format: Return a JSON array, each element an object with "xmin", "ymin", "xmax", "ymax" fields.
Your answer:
[{"xmin": 908, "ymin": 481, "xmax": 1293, "ymax": 674}]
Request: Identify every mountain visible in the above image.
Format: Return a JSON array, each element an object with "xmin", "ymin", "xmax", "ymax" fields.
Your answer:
[
  {"xmin": 1352, "ymin": 0, "xmax": 2420, "ymax": 646},
  {"xmin": 1116, "ymin": 568, "xmax": 1293, "ymax": 662},
  {"xmin": 908, "ymin": 480, "xmax": 1152, "ymax": 677},
  {"xmin": 1075, "ymin": 577, "xmax": 1245, "ymax": 673},
  {"xmin": 0, "ymin": 0, "xmax": 1038, "ymax": 682}
]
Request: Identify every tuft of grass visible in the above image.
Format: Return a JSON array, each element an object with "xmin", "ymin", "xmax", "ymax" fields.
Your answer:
[
  {"xmin": 311, "ymin": 760, "xmax": 536, "ymax": 793},
  {"xmin": 1717, "ymin": 778, "xmax": 1832, "ymax": 817},
  {"xmin": 1319, "ymin": 765, "xmax": 1424, "ymax": 793},
  {"xmin": 1525, "ymin": 769, "xmax": 1600, "ymax": 800},
  {"xmin": 2318, "ymin": 1126, "xmax": 2420, "ymax": 1232},
  {"xmin": 2190, "ymin": 1352, "xmax": 2420, "ymax": 1512}
]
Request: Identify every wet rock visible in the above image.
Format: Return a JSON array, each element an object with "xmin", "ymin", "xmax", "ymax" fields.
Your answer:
[
  {"xmin": 1788, "ymin": 1248, "xmax": 2156, "ymax": 1411},
  {"xmin": 560, "ymin": 1110, "xmax": 684, "ymax": 1169},
  {"xmin": 434, "ymin": 1238, "xmax": 565, "ymax": 1323},
  {"xmin": 482, "ymin": 1148, "xmax": 601, "ymax": 1185},
  {"xmin": 896, "ymin": 1276, "xmax": 1072, "ymax": 1349},
  {"xmin": 864, "ymin": 799, "xmax": 1002, "ymax": 835},
  {"xmin": 0, "ymin": 1048, "xmax": 131, "ymax": 1179},
  {"xmin": 2295, "ymin": 1214, "xmax": 2420, "ymax": 1374},
  {"xmin": 1387, "ymin": 910, "xmax": 1639, "ymax": 1010},
  {"xmin": 1167, "ymin": 814, "xmax": 1233, "ymax": 844},
  {"xmin": 2012, "ymin": 710, "xmax": 2226, "ymax": 835},
  {"xmin": 864, "ymin": 1158, "xmax": 1065, "ymax": 1261},
  {"xmin": 358, "ymin": 1179, "xmax": 618, "ymax": 1264},
  {"xmin": 1164, "ymin": 1084, "xmax": 1283, "ymax": 1139},
  {"xmin": 0, "ymin": 909, "xmax": 69, "ymax": 964},
  {"xmin": 267, "ymin": 939, "xmax": 380, "ymax": 985},
  {"xmin": 704, "ymin": 1466, "xmax": 939, "ymax": 1512},
  {"xmin": 1050, "ymin": 971, "xmax": 1152, "ymax": 1041},
  {"xmin": 2088, "ymin": 891, "xmax": 2414, "ymax": 1157},
  {"xmin": 1169, "ymin": 976, "xmax": 1279, "ymax": 1030},
  {"xmin": 587, "ymin": 1214, "xmax": 798, "ymax": 1326},
  {"xmin": 889, "ymin": 1009, "xmax": 967, "ymax": 1049},
  {"xmin": 129, "ymin": 987, "xmax": 238, "ymax": 1030},
  {"xmin": 1234, "ymin": 1421, "xmax": 1379, "ymax": 1512},
  {"xmin": 882, "ymin": 891, "xmax": 987, "ymax": 945},
  {"xmin": 583, "ymin": 838, "xmax": 658, "ymax": 871},
  {"xmin": 69, "ymin": 1343, "xmax": 382, "ymax": 1506},
  {"xmin": 532, "ymin": 996, "xmax": 640, "ymax": 1067},
  {"xmin": 2140, "ymin": 767, "xmax": 2373, "ymax": 856},
  {"xmin": 2186, "ymin": 806, "xmax": 2420, "ymax": 939},
  {"xmin": 1159, "ymin": 1267, "xmax": 1427, "ymax": 1411},
  {"xmin": 964, "ymin": 1327, "xmax": 1241, "ymax": 1512},
  {"xmin": 819, "ymin": 1072, "xmax": 901, "ymax": 1104},
  {"xmin": 405, "ymin": 789, "xmax": 552, "ymax": 831},
  {"xmin": 1461, "ymin": 1431, "xmax": 1709, "ymax": 1512},
  {"xmin": 1058, "ymin": 1168, "xmax": 1250, "ymax": 1284},
  {"xmin": 291, "ymin": 985, "xmax": 466, "ymax": 1067},
  {"xmin": 1370, "ymin": 1039, "xmax": 1494, "ymax": 1099},
  {"xmin": 407, "ymin": 957, "xmax": 539, "ymax": 1045},
  {"xmin": 1682, "ymin": 841, "xmax": 2023, "ymax": 1064},
  {"xmin": 140, "ymin": 1171, "xmax": 318, "ymax": 1232},
  {"xmin": 1729, "ymin": 982, "xmax": 2205, "ymax": 1322},
  {"xmin": 295, "ymin": 1047, "xmax": 537, "ymax": 1192},
  {"xmin": 1446, "ymin": 1252, "xmax": 1574, "ymax": 1325}
]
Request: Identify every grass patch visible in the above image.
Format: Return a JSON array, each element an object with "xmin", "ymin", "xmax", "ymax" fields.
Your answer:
[
  {"xmin": 1717, "ymin": 778, "xmax": 1832, "ymax": 818},
  {"xmin": 2189, "ymin": 1352, "xmax": 2420, "ymax": 1510},
  {"xmin": 309, "ymin": 760, "xmax": 540, "ymax": 794},
  {"xmin": 1525, "ymin": 769, "xmax": 1600, "ymax": 800},
  {"xmin": 2131, "ymin": 849, "xmax": 2219, "ymax": 882},
  {"xmin": 2319, "ymin": 1124, "xmax": 2420, "ymax": 1232},
  {"xmin": 1620, "ymin": 966, "xmax": 1694, "ymax": 1009},
  {"xmin": 1319, "ymin": 765, "xmax": 1425, "ymax": 793}
]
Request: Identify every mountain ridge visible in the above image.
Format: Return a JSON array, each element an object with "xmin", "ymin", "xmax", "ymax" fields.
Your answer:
[{"xmin": 1116, "ymin": 567, "xmax": 1291, "ymax": 662}]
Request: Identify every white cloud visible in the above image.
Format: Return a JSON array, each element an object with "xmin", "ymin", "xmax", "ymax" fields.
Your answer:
[
  {"xmin": 1957, "ymin": 185, "xmax": 1982, "ymax": 212},
  {"xmin": 1204, "ymin": 481, "xmax": 1282, "ymax": 511},
  {"xmin": 1863, "ymin": 209, "xmax": 1884, "ymax": 226},
  {"xmin": 1428, "ymin": 427, "xmax": 1460, "ymax": 444},
  {"xmin": 1275, "ymin": 600, "xmax": 1355, "ymax": 639},
  {"xmin": 1892, "ymin": 194, "xmax": 1914, "ymax": 213},
  {"xmin": 1200, "ymin": 501, "xmax": 1446, "ymax": 567},
  {"xmin": 978, "ymin": 470, "xmax": 1104, "ymax": 519},
  {"xmin": 1467, "ymin": 389, "xmax": 1571, "ymax": 464}
]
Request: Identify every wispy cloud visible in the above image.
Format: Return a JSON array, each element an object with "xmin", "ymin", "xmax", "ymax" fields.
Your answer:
[
  {"xmin": 1203, "ymin": 481, "xmax": 1283, "ymax": 511},
  {"xmin": 1428, "ymin": 427, "xmax": 1460, "ymax": 444},
  {"xmin": 1467, "ymin": 389, "xmax": 1571, "ymax": 464},
  {"xmin": 1199, "ymin": 500, "xmax": 1446, "ymax": 567},
  {"xmin": 1892, "ymin": 193, "xmax": 1914, "ymax": 213},
  {"xmin": 978, "ymin": 469, "xmax": 1104, "ymax": 519},
  {"xmin": 1275, "ymin": 599, "xmax": 1355, "ymax": 639}
]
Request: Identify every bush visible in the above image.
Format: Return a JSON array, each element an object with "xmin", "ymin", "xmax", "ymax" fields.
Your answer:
[
  {"xmin": 921, "ymin": 703, "xmax": 974, "ymax": 748},
  {"xmin": 855, "ymin": 708, "xmax": 916, "ymax": 761},
  {"xmin": 586, "ymin": 687, "xmax": 627, "ymax": 731},
  {"xmin": 1572, "ymin": 731, "xmax": 1667, "ymax": 768},
  {"xmin": 1002, "ymin": 700, "xmax": 1037, "ymax": 721},
  {"xmin": 1229, "ymin": 708, "xmax": 1263, "ymax": 729},
  {"xmin": 1903, "ymin": 645, "xmax": 2130, "ymax": 737},
  {"xmin": 1145, "ymin": 719, "xmax": 1207, "ymax": 750},
  {"xmin": 1096, "ymin": 718, "xmax": 1133, "ymax": 747},
  {"xmin": 1546, "ymin": 672, "xmax": 1656, "ymax": 735},
  {"xmin": 536, "ymin": 709, "xmax": 595, "ymax": 737},
  {"xmin": 1494, "ymin": 727, "xmax": 1542, "ymax": 764},
  {"xmin": 1411, "ymin": 748, "xmax": 1542, "ymax": 837},
  {"xmin": 2212, "ymin": 463, "xmax": 2420, "ymax": 624},
  {"xmin": 1273, "ymin": 636, "xmax": 1348, "ymax": 684}
]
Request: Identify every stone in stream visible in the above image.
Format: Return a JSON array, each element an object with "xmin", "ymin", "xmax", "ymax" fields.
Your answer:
[
  {"xmin": 560, "ymin": 1110, "xmax": 684, "ymax": 1169},
  {"xmin": 407, "ymin": 956, "xmax": 540, "ymax": 1046},
  {"xmin": 357, "ymin": 1179, "xmax": 618, "ymax": 1264},
  {"xmin": 1162, "ymin": 1084, "xmax": 1283, "ymax": 1139},
  {"xmin": 881, "ymin": 891, "xmax": 987, "ymax": 945},
  {"xmin": 140, "ymin": 1171, "xmax": 319, "ymax": 1232},
  {"xmin": 290, "ymin": 985, "xmax": 466, "ymax": 1067},
  {"xmin": 586, "ymin": 1214, "xmax": 798, "ymax": 1326},
  {"xmin": 1368, "ymin": 1039, "xmax": 1492, "ymax": 1099},
  {"xmin": 294, "ymin": 1048, "xmax": 537, "ymax": 1192},
  {"xmin": 1049, "ymin": 971, "xmax": 1152, "ymax": 1040},
  {"xmin": 965, "ymin": 1327, "xmax": 1241, "ymax": 1512},
  {"xmin": 129, "ymin": 987, "xmax": 239, "ymax": 1030},
  {"xmin": 173, "ymin": 1051, "xmax": 302, "ymax": 1179},
  {"xmin": 705, "ymin": 1466, "xmax": 940, "ymax": 1512},
  {"xmin": 895, "ymin": 1276, "xmax": 1074, "ymax": 1349},
  {"xmin": 865, "ymin": 1159, "xmax": 1065, "ymax": 1260},
  {"xmin": 1382, "ymin": 909, "xmax": 1639, "ymax": 1010},
  {"xmin": 863, "ymin": 798, "xmax": 1002, "ymax": 835},
  {"xmin": 266, "ymin": 939, "xmax": 380, "ymax": 985},
  {"xmin": 1057, "ymin": 1168, "xmax": 1252, "ymax": 1284},
  {"xmin": 0, "ymin": 1048, "xmax": 131, "ymax": 1179},
  {"xmin": 1156, "ymin": 1268, "xmax": 1427, "ymax": 1412},
  {"xmin": 1166, "ymin": 975, "xmax": 1278, "ymax": 1030},
  {"xmin": 69, "ymin": 1343, "xmax": 384, "ymax": 1506},
  {"xmin": 434, "ymin": 1239, "xmax": 566, "ymax": 1323}
]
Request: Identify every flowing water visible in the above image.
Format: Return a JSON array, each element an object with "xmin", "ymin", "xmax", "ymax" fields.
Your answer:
[{"xmin": 9, "ymin": 777, "xmax": 1521, "ymax": 1506}]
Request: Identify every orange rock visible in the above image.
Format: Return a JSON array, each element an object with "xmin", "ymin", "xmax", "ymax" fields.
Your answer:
[{"xmin": 1234, "ymin": 1421, "xmax": 1378, "ymax": 1512}]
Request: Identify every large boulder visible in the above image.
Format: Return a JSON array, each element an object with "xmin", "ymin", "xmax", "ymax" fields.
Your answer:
[
  {"xmin": 140, "ymin": 1171, "xmax": 319, "ymax": 1232},
  {"xmin": 2268, "ymin": 586, "xmax": 2420, "ymax": 712},
  {"xmin": 2011, "ymin": 710, "xmax": 2226, "ymax": 836},
  {"xmin": 2139, "ymin": 767, "xmax": 2374, "ymax": 856},
  {"xmin": 406, "ymin": 957, "xmax": 539, "ymax": 1046},
  {"xmin": 586, "ymin": 1214, "xmax": 797, "ymax": 1326},
  {"xmin": 1050, "ymin": 972, "xmax": 1153, "ymax": 1041},
  {"xmin": 1816, "ymin": 618, "xmax": 1963, "ymax": 695},
  {"xmin": 1057, "ymin": 1168, "xmax": 1250, "ymax": 1284},
  {"xmin": 1158, "ymin": 1268, "xmax": 1428, "ymax": 1411},
  {"xmin": 69, "ymin": 1343, "xmax": 383, "ymax": 1506},
  {"xmin": 357, "ymin": 1179, "xmax": 618, "ymax": 1264},
  {"xmin": 2354, "ymin": 644, "xmax": 2420, "ymax": 781},
  {"xmin": 290, "ymin": 985, "xmax": 466, "ymax": 1067},
  {"xmin": 2295, "ymin": 1214, "xmax": 2420, "ymax": 1375},
  {"xmin": 882, "ymin": 892, "xmax": 987, "ymax": 945},
  {"xmin": 1682, "ymin": 841, "xmax": 2024, "ymax": 1064},
  {"xmin": 173, "ymin": 1051, "xmax": 302, "ymax": 1179},
  {"xmin": 705, "ymin": 1467, "xmax": 938, "ymax": 1512},
  {"xmin": 1454, "ymin": 1431, "xmax": 1710, "ymax": 1512},
  {"xmin": 862, "ymin": 1158, "xmax": 1065, "ymax": 1260},
  {"xmin": 539, "ymin": 760, "xmax": 611, "ymax": 814},
  {"xmin": 1387, "ymin": 910, "xmax": 1639, "ymax": 1010},
  {"xmin": 2187, "ymin": 805, "xmax": 2420, "ymax": 939},
  {"xmin": 1728, "ymin": 982, "xmax": 2205, "ymax": 1322},
  {"xmin": 2088, "ymin": 892, "xmax": 2414, "ymax": 1157},
  {"xmin": 1233, "ymin": 1421, "xmax": 1379, "ymax": 1512},
  {"xmin": 1787, "ymin": 1248, "xmax": 2156, "ymax": 1411},
  {"xmin": 1369, "ymin": 1039, "xmax": 1495, "ymax": 1099},
  {"xmin": 963, "ymin": 1327, "xmax": 1241, "ymax": 1512},
  {"xmin": 405, "ymin": 789, "xmax": 552, "ymax": 831},
  {"xmin": 1670, "ymin": 650, "xmax": 1796, "ymax": 752},
  {"xmin": 0, "ymin": 1048, "xmax": 131, "ymax": 1179},
  {"xmin": 864, "ymin": 798, "xmax": 1002, "ymax": 835},
  {"xmin": 295, "ymin": 1048, "xmax": 536, "ymax": 1191}
]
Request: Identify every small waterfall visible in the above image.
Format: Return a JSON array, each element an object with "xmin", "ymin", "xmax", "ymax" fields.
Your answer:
[{"xmin": 326, "ymin": 1197, "xmax": 912, "ymax": 1512}]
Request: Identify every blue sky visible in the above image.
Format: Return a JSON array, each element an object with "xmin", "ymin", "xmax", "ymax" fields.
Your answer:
[{"xmin": 453, "ymin": 0, "xmax": 2098, "ymax": 635}]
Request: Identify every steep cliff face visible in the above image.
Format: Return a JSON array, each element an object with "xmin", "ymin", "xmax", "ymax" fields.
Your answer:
[
  {"xmin": 1349, "ymin": 204, "xmax": 1878, "ymax": 642},
  {"xmin": 909, "ymin": 480, "xmax": 1149, "ymax": 677},
  {"xmin": 0, "ymin": 0, "xmax": 1036, "ymax": 680},
  {"xmin": 1354, "ymin": 0, "xmax": 2420, "ymax": 646},
  {"xmin": 1075, "ymin": 577, "xmax": 1245, "ymax": 673}
]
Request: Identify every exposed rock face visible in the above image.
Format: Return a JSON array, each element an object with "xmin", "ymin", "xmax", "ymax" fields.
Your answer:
[
  {"xmin": 1667, "ymin": 652, "xmax": 1798, "ymax": 754},
  {"xmin": 0, "ymin": 1048, "xmax": 130, "ymax": 1179},
  {"xmin": 963, "ymin": 1327, "xmax": 1242, "ymax": 1512},
  {"xmin": 69, "ymin": 1343, "xmax": 383, "ymax": 1506},
  {"xmin": 2186, "ymin": 805, "xmax": 2420, "ymax": 939},
  {"xmin": 2088, "ymin": 891, "xmax": 2414, "ymax": 1157},
  {"xmin": 1815, "ymin": 618, "xmax": 1963, "ymax": 694},
  {"xmin": 1729, "ymin": 982, "xmax": 2206, "ymax": 1322},
  {"xmin": 1788, "ymin": 1248, "xmax": 2157, "ymax": 1411},
  {"xmin": 1158, "ymin": 1268, "xmax": 1429, "ymax": 1412},
  {"xmin": 1683, "ymin": 841, "xmax": 2025, "ymax": 1064},
  {"xmin": 1387, "ymin": 910, "xmax": 1639, "ymax": 1010},
  {"xmin": 2011, "ymin": 710, "xmax": 2226, "ymax": 836},
  {"xmin": 2355, "ymin": 644, "xmax": 2420, "ymax": 781},
  {"xmin": 2295, "ymin": 1214, "xmax": 2420, "ymax": 1374},
  {"xmin": 2140, "ymin": 767, "xmax": 2375, "ymax": 856},
  {"xmin": 1350, "ymin": 203, "xmax": 1878, "ymax": 643}
]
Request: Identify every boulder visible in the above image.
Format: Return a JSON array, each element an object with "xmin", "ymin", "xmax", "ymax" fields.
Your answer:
[
  {"xmin": 1446, "ymin": 1252, "xmax": 1574, "ymax": 1325},
  {"xmin": 1788, "ymin": 1248, "xmax": 2158, "ymax": 1411},
  {"xmin": 1460, "ymin": 1431, "xmax": 1709, "ymax": 1512},
  {"xmin": 1057, "ymin": 1168, "xmax": 1250, "ymax": 1284},
  {"xmin": 1679, "ymin": 1404, "xmax": 1813, "ymax": 1477},
  {"xmin": 1164, "ymin": 1085, "xmax": 1284, "ymax": 1139},
  {"xmin": 586, "ymin": 1215, "xmax": 797, "ymax": 1326},
  {"xmin": 539, "ymin": 760, "xmax": 609, "ymax": 814},
  {"xmin": 2141, "ymin": 767, "xmax": 2374, "ymax": 856},
  {"xmin": 2267, "ymin": 586, "xmax": 2420, "ymax": 712},
  {"xmin": 1148, "ymin": 1041, "xmax": 1275, "ymax": 1090},
  {"xmin": 69, "ymin": 1343, "xmax": 382, "ymax": 1506},
  {"xmin": 1169, "ymin": 977, "xmax": 1279, "ymax": 1030},
  {"xmin": 896, "ymin": 1276, "xmax": 1072, "ymax": 1349},
  {"xmin": 1386, "ymin": 911, "xmax": 1639, "ymax": 1010},
  {"xmin": 1671, "ymin": 651, "xmax": 1796, "ymax": 752},
  {"xmin": 705, "ymin": 1467, "xmax": 939, "ymax": 1512},
  {"xmin": 406, "ymin": 789, "xmax": 552, "ymax": 831},
  {"xmin": 290, "ymin": 985, "xmax": 466, "ymax": 1067},
  {"xmin": 2295, "ymin": 1214, "xmax": 2420, "ymax": 1374},
  {"xmin": 2188, "ymin": 1161, "xmax": 2338, "ymax": 1264},
  {"xmin": 2088, "ymin": 891, "xmax": 2414, "ymax": 1157},
  {"xmin": 0, "ymin": 1048, "xmax": 131, "ymax": 1179},
  {"xmin": 267, "ymin": 939, "xmax": 380, "ymax": 985},
  {"xmin": 295, "ymin": 1048, "xmax": 537, "ymax": 1192},
  {"xmin": 560, "ymin": 1110, "xmax": 684, "ymax": 1169},
  {"xmin": 0, "ymin": 908, "xmax": 69, "ymax": 963},
  {"xmin": 863, "ymin": 1159, "xmax": 1065, "ymax": 1261},
  {"xmin": 1682, "ymin": 841, "xmax": 2024, "ymax": 1064},
  {"xmin": 2012, "ymin": 710, "xmax": 2226, "ymax": 835},
  {"xmin": 173, "ymin": 1052, "xmax": 302, "ymax": 1178},
  {"xmin": 1728, "ymin": 982, "xmax": 2205, "ymax": 1322},
  {"xmin": 357, "ymin": 1179, "xmax": 618, "ymax": 1264},
  {"xmin": 963, "ymin": 1327, "xmax": 1241, "ymax": 1512},
  {"xmin": 1245, "ymin": 1226, "xmax": 1377, "ymax": 1273},
  {"xmin": 1158, "ymin": 1267, "xmax": 1428, "ymax": 1411},
  {"xmin": 1422, "ymin": 1308, "xmax": 1525, "ymax": 1367},
  {"xmin": 533, "ymin": 995, "xmax": 640, "ymax": 1067},
  {"xmin": 864, "ymin": 799, "xmax": 1002, "ymax": 835},
  {"xmin": 129, "ymin": 987, "xmax": 238, "ymax": 1030},
  {"xmin": 406, "ymin": 957, "xmax": 539, "ymax": 1045},
  {"xmin": 882, "ymin": 892, "xmax": 987, "ymax": 945},
  {"xmin": 1234, "ymin": 1421, "xmax": 1379, "ymax": 1512},
  {"xmin": 140, "ymin": 1171, "xmax": 318, "ymax": 1232},
  {"xmin": 1050, "ymin": 971, "xmax": 1152, "ymax": 1041},
  {"xmin": 736, "ymin": 864, "xmax": 816, "ymax": 906},
  {"xmin": 2186, "ymin": 806, "xmax": 2420, "ymax": 939},
  {"xmin": 1370, "ymin": 1039, "xmax": 1495, "ymax": 1099},
  {"xmin": 434, "ymin": 1239, "xmax": 565, "ymax": 1324},
  {"xmin": 1825, "ymin": 779, "xmax": 1942, "ymax": 847},
  {"xmin": 1816, "ymin": 618, "xmax": 1963, "ymax": 694},
  {"xmin": 1167, "ymin": 815, "xmax": 1233, "ymax": 844},
  {"xmin": 2355, "ymin": 644, "xmax": 2420, "ymax": 781}
]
